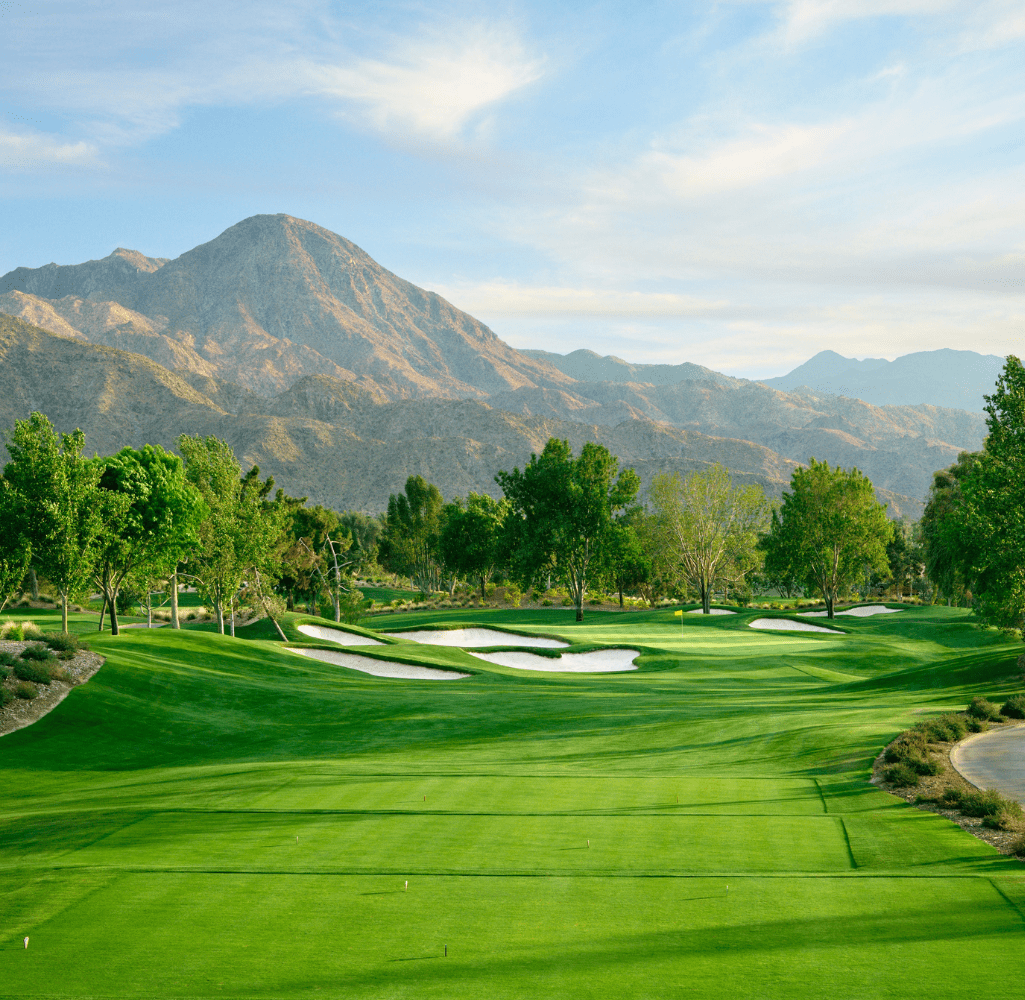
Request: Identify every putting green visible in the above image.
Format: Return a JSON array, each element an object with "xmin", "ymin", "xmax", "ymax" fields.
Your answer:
[{"xmin": 1, "ymin": 604, "xmax": 1024, "ymax": 999}]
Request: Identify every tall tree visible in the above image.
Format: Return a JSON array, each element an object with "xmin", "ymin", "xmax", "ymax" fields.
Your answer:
[
  {"xmin": 441, "ymin": 492, "xmax": 509, "ymax": 599},
  {"xmin": 497, "ymin": 439, "xmax": 640, "ymax": 622},
  {"xmin": 920, "ymin": 451, "xmax": 981, "ymax": 606},
  {"xmin": 763, "ymin": 458, "xmax": 892, "ymax": 618},
  {"xmin": 380, "ymin": 476, "xmax": 445, "ymax": 595},
  {"xmin": 91, "ymin": 444, "xmax": 206, "ymax": 635},
  {"xmin": 942, "ymin": 356, "xmax": 1025, "ymax": 630},
  {"xmin": 886, "ymin": 518, "xmax": 924, "ymax": 603},
  {"xmin": 0, "ymin": 477, "xmax": 32, "ymax": 613},
  {"xmin": 3, "ymin": 413, "xmax": 102, "ymax": 631},
  {"xmin": 648, "ymin": 464, "xmax": 770, "ymax": 614}
]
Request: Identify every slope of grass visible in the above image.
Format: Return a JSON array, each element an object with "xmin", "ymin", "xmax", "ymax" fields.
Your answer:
[{"xmin": 1, "ymin": 604, "xmax": 1024, "ymax": 999}]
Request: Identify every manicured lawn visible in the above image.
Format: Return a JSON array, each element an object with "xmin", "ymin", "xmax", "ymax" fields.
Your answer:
[{"xmin": 1, "ymin": 604, "xmax": 1023, "ymax": 998}]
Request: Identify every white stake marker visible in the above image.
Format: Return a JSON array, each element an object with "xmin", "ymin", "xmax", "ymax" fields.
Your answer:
[
  {"xmin": 24, "ymin": 937, "xmax": 29, "ymax": 949},
  {"xmin": 405, "ymin": 880, "xmax": 408, "ymax": 891}
]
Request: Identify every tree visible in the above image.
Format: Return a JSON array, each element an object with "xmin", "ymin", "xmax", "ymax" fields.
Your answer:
[
  {"xmin": 606, "ymin": 509, "xmax": 651, "ymax": 608},
  {"xmin": 497, "ymin": 439, "xmax": 640, "ymax": 622},
  {"xmin": 3, "ymin": 413, "xmax": 102, "ymax": 632},
  {"xmin": 939, "ymin": 356, "xmax": 1025, "ymax": 631},
  {"xmin": 649, "ymin": 464, "xmax": 770, "ymax": 614},
  {"xmin": 0, "ymin": 477, "xmax": 31, "ymax": 613},
  {"xmin": 91, "ymin": 445, "xmax": 206, "ymax": 635},
  {"xmin": 763, "ymin": 458, "xmax": 892, "ymax": 619},
  {"xmin": 178, "ymin": 435, "xmax": 290, "ymax": 635},
  {"xmin": 380, "ymin": 476, "xmax": 445, "ymax": 595},
  {"xmin": 441, "ymin": 492, "xmax": 509, "ymax": 600},
  {"xmin": 920, "ymin": 451, "xmax": 981, "ymax": 606},
  {"xmin": 886, "ymin": 518, "xmax": 924, "ymax": 603}
]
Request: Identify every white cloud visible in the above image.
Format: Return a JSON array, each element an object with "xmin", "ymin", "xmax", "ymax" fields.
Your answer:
[
  {"xmin": 776, "ymin": 0, "xmax": 958, "ymax": 43},
  {"xmin": 431, "ymin": 280, "xmax": 727, "ymax": 317},
  {"xmin": 308, "ymin": 25, "xmax": 544, "ymax": 140},
  {"xmin": 0, "ymin": 129, "xmax": 98, "ymax": 169}
]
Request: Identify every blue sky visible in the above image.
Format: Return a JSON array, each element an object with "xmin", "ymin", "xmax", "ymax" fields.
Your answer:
[{"xmin": 1, "ymin": 0, "xmax": 1022, "ymax": 377}]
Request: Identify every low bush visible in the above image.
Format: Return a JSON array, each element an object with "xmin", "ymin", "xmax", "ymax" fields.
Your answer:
[
  {"xmin": 1010, "ymin": 833, "xmax": 1025, "ymax": 859},
  {"xmin": 0, "ymin": 664, "xmax": 10, "ymax": 680},
  {"xmin": 883, "ymin": 763, "xmax": 919, "ymax": 787},
  {"xmin": 20, "ymin": 643, "xmax": 56, "ymax": 663},
  {"xmin": 43, "ymin": 631, "xmax": 81, "ymax": 653},
  {"xmin": 982, "ymin": 810, "xmax": 1020, "ymax": 831},
  {"xmin": 942, "ymin": 786, "xmax": 1022, "ymax": 822},
  {"xmin": 965, "ymin": 717, "xmax": 988, "ymax": 733},
  {"xmin": 967, "ymin": 696, "xmax": 1003, "ymax": 721},
  {"xmin": 916, "ymin": 714, "xmax": 968, "ymax": 743},
  {"xmin": 912, "ymin": 758, "xmax": 942, "ymax": 776},
  {"xmin": 14, "ymin": 660, "xmax": 53, "ymax": 685},
  {"xmin": 884, "ymin": 733, "xmax": 927, "ymax": 763},
  {"xmin": 22, "ymin": 621, "xmax": 43, "ymax": 639},
  {"xmin": 0, "ymin": 651, "xmax": 17, "ymax": 667},
  {"xmin": 2, "ymin": 621, "xmax": 23, "ymax": 640},
  {"xmin": 1000, "ymin": 694, "xmax": 1025, "ymax": 720},
  {"xmin": 0, "ymin": 685, "xmax": 14, "ymax": 707},
  {"xmin": 14, "ymin": 681, "xmax": 37, "ymax": 700},
  {"xmin": 57, "ymin": 649, "xmax": 77, "ymax": 661}
]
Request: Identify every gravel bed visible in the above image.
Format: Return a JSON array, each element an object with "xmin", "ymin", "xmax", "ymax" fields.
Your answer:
[{"xmin": 1, "ymin": 640, "xmax": 104, "ymax": 737}]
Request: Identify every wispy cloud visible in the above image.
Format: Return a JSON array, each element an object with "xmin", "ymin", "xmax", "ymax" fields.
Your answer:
[
  {"xmin": 309, "ymin": 24, "xmax": 544, "ymax": 140},
  {"xmin": 0, "ymin": 128, "xmax": 98, "ymax": 169}
]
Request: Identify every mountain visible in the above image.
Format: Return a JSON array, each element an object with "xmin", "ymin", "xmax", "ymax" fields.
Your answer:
[
  {"xmin": 519, "ymin": 349, "xmax": 737, "ymax": 388},
  {"xmin": 0, "ymin": 215, "xmax": 572, "ymax": 399},
  {"xmin": 0, "ymin": 217, "xmax": 993, "ymax": 513},
  {"xmin": 761, "ymin": 349, "xmax": 1006, "ymax": 412}
]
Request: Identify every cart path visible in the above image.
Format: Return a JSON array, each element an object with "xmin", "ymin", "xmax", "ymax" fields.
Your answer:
[{"xmin": 951, "ymin": 723, "xmax": 1025, "ymax": 806}]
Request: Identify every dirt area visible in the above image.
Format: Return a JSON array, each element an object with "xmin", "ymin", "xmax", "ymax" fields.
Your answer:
[
  {"xmin": 871, "ymin": 721, "xmax": 1025, "ymax": 857},
  {"xmin": 0, "ymin": 640, "xmax": 104, "ymax": 738}
]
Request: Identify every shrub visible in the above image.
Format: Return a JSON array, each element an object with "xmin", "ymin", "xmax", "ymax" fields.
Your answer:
[
  {"xmin": 916, "ymin": 714, "xmax": 968, "ymax": 743},
  {"xmin": 983, "ymin": 810, "xmax": 1020, "ymax": 831},
  {"xmin": 20, "ymin": 643, "xmax": 55, "ymax": 663},
  {"xmin": 884, "ymin": 733, "xmax": 927, "ymax": 764},
  {"xmin": 0, "ymin": 664, "xmax": 10, "ymax": 680},
  {"xmin": 912, "ymin": 758, "xmax": 942, "ymax": 776},
  {"xmin": 541, "ymin": 599, "xmax": 553, "ymax": 607},
  {"xmin": 22, "ymin": 621, "xmax": 42, "ymax": 639},
  {"xmin": 939, "ymin": 787, "xmax": 963, "ymax": 808},
  {"xmin": 44, "ymin": 631, "xmax": 80, "ymax": 653},
  {"xmin": 965, "ymin": 717, "xmax": 988, "ymax": 733},
  {"xmin": 949, "ymin": 788, "xmax": 1023, "ymax": 821},
  {"xmin": 967, "ymin": 696, "xmax": 1002, "ymax": 721},
  {"xmin": 2, "ymin": 621, "xmax": 23, "ymax": 641},
  {"xmin": 883, "ymin": 764, "xmax": 919, "ymax": 787},
  {"xmin": 1001, "ymin": 694, "xmax": 1025, "ymax": 720},
  {"xmin": 14, "ymin": 681, "xmax": 37, "ymax": 700},
  {"xmin": 14, "ymin": 660, "xmax": 53, "ymax": 684},
  {"xmin": 0, "ymin": 686, "xmax": 14, "ymax": 707},
  {"xmin": 1010, "ymin": 833, "xmax": 1025, "ymax": 859},
  {"xmin": 57, "ymin": 649, "xmax": 77, "ymax": 661},
  {"xmin": 0, "ymin": 651, "xmax": 16, "ymax": 667}
]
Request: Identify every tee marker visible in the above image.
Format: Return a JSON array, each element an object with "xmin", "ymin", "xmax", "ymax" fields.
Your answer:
[{"xmin": 24, "ymin": 937, "xmax": 29, "ymax": 949}]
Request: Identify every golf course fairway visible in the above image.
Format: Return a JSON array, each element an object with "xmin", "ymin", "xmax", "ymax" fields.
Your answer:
[{"xmin": 2, "ymin": 604, "xmax": 1024, "ymax": 999}]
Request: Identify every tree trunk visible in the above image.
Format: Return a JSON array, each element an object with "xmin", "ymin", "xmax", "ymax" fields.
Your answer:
[
  {"xmin": 333, "ymin": 591, "xmax": 340, "ymax": 623},
  {"xmin": 826, "ymin": 593, "xmax": 835, "ymax": 619},
  {"xmin": 31, "ymin": 569, "xmax": 39, "ymax": 600},
  {"xmin": 61, "ymin": 592, "xmax": 69, "ymax": 633},
  {"xmin": 146, "ymin": 591, "xmax": 153, "ymax": 628},
  {"xmin": 229, "ymin": 595, "xmax": 236, "ymax": 638},
  {"xmin": 215, "ymin": 595, "xmax": 224, "ymax": 635},
  {"xmin": 702, "ymin": 583, "xmax": 711, "ymax": 615},
  {"xmin": 109, "ymin": 595, "xmax": 119, "ymax": 636},
  {"xmin": 98, "ymin": 595, "xmax": 106, "ymax": 632},
  {"xmin": 619, "ymin": 586, "xmax": 624, "ymax": 608},
  {"xmin": 171, "ymin": 573, "xmax": 180, "ymax": 629},
  {"xmin": 480, "ymin": 577, "xmax": 486, "ymax": 601}
]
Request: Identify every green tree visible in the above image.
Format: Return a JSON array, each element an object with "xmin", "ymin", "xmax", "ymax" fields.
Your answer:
[
  {"xmin": 763, "ymin": 458, "xmax": 892, "ymax": 619},
  {"xmin": 886, "ymin": 518, "xmax": 924, "ymax": 603},
  {"xmin": 943, "ymin": 356, "xmax": 1025, "ymax": 631},
  {"xmin": 380, "ymin": 476, "xmax": 445, "ymax": 595},
  {"xmin": 649, "ymin": 464, "xmax": 770, "ymax": 614},
  {"xmin": 497, "ymin": 439, "xmax": 640, "ymax": 622},
  {"xmin": 441, "ymin": 492, "xmax": 509, "ymax": 600},
  {"xmin": 91, "ymin": 444, "xmax": 206, "ymax": 635},
  {"xmin": 0, "ymin": 476, "xmax": 32, "ymax": 612},
  {"xmin": 3, "ymin": 413, "xmax": 102, "ymax": 631},
  {"xmin": 606, "ymin": 509, "xmax": 651, "ymax": 608},
  {"xmin": 920, "ymin": 451, "xmax": 980, "ymax": 606}
]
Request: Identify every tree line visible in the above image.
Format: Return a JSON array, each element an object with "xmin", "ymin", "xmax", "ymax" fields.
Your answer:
[{"xmin": 2, "ymin": 355, "xmax": 1020, "ymax": 634}]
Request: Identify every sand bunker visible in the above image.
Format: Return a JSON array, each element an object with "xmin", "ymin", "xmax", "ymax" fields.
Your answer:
[
  {"xmin": 686, "ymin": 608, "xmax": 737, "ymax": 615},
  {"xmin": 749, "ymin": 618, "xmax": 841, "ymax": 634},
  {"xmin": 296, "ymin": 623, "xmax": 385, "ymax": 646},
  {"xmin": 800, "ymin": 605, "xmax": 903, "ymax": 618},
  {"xmin": 289, "ymin": 647, "xmax": 469, "ymax": 680},
  {"xmin": 469, "ymin": 648, "xmax": 639, "ymax": 672},
  {"xmin": 392, "ymin": 628, "xmax": 567, "ymax": 648}
]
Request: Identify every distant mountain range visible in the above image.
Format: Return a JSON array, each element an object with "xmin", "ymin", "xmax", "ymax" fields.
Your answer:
[
  {"xmin": 0, "ymin": 215, "xmax": 998, "ymax": 517},
  {"xmin": 760, "ymin": 349, "xmax": 1006, "ymax": 413}
]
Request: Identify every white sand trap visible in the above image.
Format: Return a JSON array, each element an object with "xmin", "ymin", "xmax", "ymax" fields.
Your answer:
[
  {"xmin": 749, "ymin": 618, "xmax": 842, "ymax": 634},
  {"xmin": 297, "ymin": 623, "xmax": 385, "ymax": 646},
  {"xmin": 469, "ymin": 648, "xmax": 640, "ymax": 672},
  {"xmin": 393, "ymin": 628, "xmax": 567, "ymax": 648},
  {"xmin": 289, "ymin": 647, "xmax": 469, "ymax": 680},
  {"xmin": 686, "ymin": 608, "xmax": 737, "ymax": 615},
  {"xmin": 800, "ymin": 605, "xmax": 903, "ymax": 618}
]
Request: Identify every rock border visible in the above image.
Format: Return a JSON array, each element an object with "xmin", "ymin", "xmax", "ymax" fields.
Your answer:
[
  {"xmin": 871, "ymin": 720, "xmax": 1025, "ymax": 858},
  {"xmin": 0, "ymin": 639, "xmax": 104, "ymax": 738}
]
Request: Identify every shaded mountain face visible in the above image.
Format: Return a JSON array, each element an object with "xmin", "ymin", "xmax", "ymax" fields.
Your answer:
[
  {"xmin": 520, "ymin": 349, "xmax": 738, "ymax": 388},
  {"xmin": 0, "ymin": 316, "xmax": 925, "ymax": 518},
  {"xmin": 0, "ymin": 215, "xmax": 573, "ymax": 399},
  {"xmin": 761, "ymin": 348, "xmax": 1006, "ymax": 412}
]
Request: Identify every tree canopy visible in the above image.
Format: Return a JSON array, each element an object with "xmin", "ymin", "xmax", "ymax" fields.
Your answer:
[
  {"xmin": 763, "ymin": 458, "xmax": 892, "ymax": 618},
  {"xmin": 497, "ymin": 439, "xmax": 640, "ymax": 622}
]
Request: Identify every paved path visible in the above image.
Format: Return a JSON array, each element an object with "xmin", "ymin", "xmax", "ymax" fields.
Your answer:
[{"xmin": 951, "ymin": 724, "xmax": 1025, "ymax": 805}]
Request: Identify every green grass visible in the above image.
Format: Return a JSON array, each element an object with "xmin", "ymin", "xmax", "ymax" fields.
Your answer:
[{"xmin": 1, "ymin": 603, "xmax": 1024, "ymax": 998}]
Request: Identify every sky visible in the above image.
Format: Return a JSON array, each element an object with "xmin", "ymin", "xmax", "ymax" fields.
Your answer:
[{"xmin": 1, "ymin": 0, "xmax": 1022, "ymax": 378}]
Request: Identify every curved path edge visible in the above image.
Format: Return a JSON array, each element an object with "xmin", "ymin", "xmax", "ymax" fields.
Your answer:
[{"xmin": 951, "ymin": 722, "xmax": 1025, "ymax": 807}]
